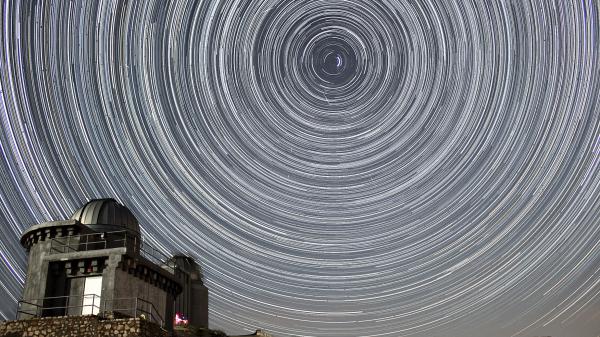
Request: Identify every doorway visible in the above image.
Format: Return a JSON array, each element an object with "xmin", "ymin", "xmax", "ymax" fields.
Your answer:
[{"xmin": 81, "ymin": 276, "xmax": 102, "ymax": 315}]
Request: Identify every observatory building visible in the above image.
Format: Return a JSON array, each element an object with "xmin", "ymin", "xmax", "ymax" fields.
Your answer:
[{"xmin": 16, "ymin": 198, "xmax": 208, "ymax": 331}]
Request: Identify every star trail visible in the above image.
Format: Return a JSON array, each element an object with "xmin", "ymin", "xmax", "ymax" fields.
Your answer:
[{"xmin": 1, "ymin": 1, "xmax": 600, "ymax": 336}]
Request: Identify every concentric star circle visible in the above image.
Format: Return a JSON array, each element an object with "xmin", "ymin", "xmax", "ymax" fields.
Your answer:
[{"xmin": 0, "ymin": 1, "xmax": 599, "ymax": 336}]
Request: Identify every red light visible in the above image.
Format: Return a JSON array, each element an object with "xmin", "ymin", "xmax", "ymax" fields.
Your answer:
[{"xmin": 174, "ymin": 312, "xmax": 188, "ymax": 326}]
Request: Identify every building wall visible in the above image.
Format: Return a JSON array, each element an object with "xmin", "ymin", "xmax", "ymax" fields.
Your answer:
[
  {"xmin": 19, "ymin": 223, "xmax": 84, "ymax": 319},
  {"xmin": 191, "ymin": 282, "xmax": 209, "ymax": 327},
  {"xmin": 19, "ymin": 240, "xmax": 52, "ymax": 318},
  {"xmin": 0, "ymin": 316, "xmax": 168, "ymax": 337},
  {"xmin": 171, "ymin": 256, "xmax": 209, "ymax": 328},
  {"xmin": 113, "ymin": 268, "xmax": 168, "ymax": 325}
]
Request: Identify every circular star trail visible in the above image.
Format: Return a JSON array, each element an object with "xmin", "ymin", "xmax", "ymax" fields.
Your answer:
[{"xmin": 1, "ymin": 1, "xmax": 600, "ymax": 336}]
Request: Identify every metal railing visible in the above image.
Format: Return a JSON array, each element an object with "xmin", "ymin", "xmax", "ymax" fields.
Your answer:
[
  {"xmin": 107, "ymin": 297, "xmax": 164, "ymax": 327},
  {"xmin": 17, "ymin": 294, "xmax": 101, "ymax": 318},
  {"xmin": 50, "ymin": 231, "xmax": 134, "ymax": 254},
  {"xmin": 49, "ymin": 230, "xmax": 174, "ymax": 273},
  {"xmin": 16, "ymin": 295, "xmax": 164, "ymax": 327},
  {"xmin": 139, "ymin": 244, "xmax": 175, "ymax": 274}
]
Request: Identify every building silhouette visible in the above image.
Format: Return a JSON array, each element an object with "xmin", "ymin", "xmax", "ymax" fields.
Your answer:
[{"xmin": 16, "ymin": 198, "xmax": 209, "ymax": 331}]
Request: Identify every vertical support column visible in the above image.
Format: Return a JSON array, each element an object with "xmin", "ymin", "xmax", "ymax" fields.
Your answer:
[
  {"xmin": 100, "ymin": 254, "xmax": 122, "ymax": 314},
  {"xmin": 165, "ymin": 292, "xmax": 175, "ymax": 331}
]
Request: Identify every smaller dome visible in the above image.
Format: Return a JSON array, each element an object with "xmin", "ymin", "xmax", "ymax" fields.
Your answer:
[
  {"xmin": 168, "ymin": 254, "xmax": 203, "ymax": 281},
  {"xmin": 71, "ymin": 198, "xmax": 140, "ymax": 236}
]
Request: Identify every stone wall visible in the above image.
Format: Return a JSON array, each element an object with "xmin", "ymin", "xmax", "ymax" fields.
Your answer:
[{"xmin": 0, "ymin": 315, "xmax": 169, "ymax": 337}]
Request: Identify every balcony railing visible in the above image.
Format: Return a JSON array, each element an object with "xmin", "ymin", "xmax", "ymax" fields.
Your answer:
[
  {"xmin": 17, "ymin": 294, "xmax": 101, "ymax": 318},
  {"xmin": 50, "ymin": 231, "xmax": 133, "ymax": 254},
  {"xmin": 49, "ymin": 230, "xmax": 174, "ymax": 273},
  {"xmin": 16, "ymin": 295, "xmax": 165, "ymax": 327}
]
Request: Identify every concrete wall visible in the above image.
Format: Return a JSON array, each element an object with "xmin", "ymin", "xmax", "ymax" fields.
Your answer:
[
  {"xmin": 0, "ymin": 316, "xmax": 169, "ymax": 337},
  {"xmin": 18, "ymin": 240, "xmax": 52, "ymax": 319},
  {"xmin": 172, "ymin": 259, "xmax": 209, "ymax": 327},
  {"xmin": 113, "ymin": 268, "xmax": 168, "ymax": 326},
  {"xmin": 191, "ymin": 282, "xmax": 209, "ymax": 327},
  {"xmin": 19, "ymin": 223, "xmax": 83, "ymax": 319}
]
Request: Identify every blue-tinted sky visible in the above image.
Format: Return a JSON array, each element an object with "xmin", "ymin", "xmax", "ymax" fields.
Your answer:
[{"xmin": 0, "ymin": 1, "xmax": 599, "ymax": 336}]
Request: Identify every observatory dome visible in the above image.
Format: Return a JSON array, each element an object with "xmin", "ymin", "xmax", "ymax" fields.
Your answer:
[{"xmin": 70, "ymin": 198, "xmax": 140, "ymax": 235}]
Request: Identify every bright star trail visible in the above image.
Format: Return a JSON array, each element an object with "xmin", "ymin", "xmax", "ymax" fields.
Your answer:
[{"xmin": 1, "ymin": 1, "xmax": 600, "ymax": 336}]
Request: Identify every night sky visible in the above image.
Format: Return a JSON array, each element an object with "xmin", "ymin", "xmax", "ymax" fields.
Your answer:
[{"xmin": 1, "ymin": 1, "xmax": 600, "ymax": 336}]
